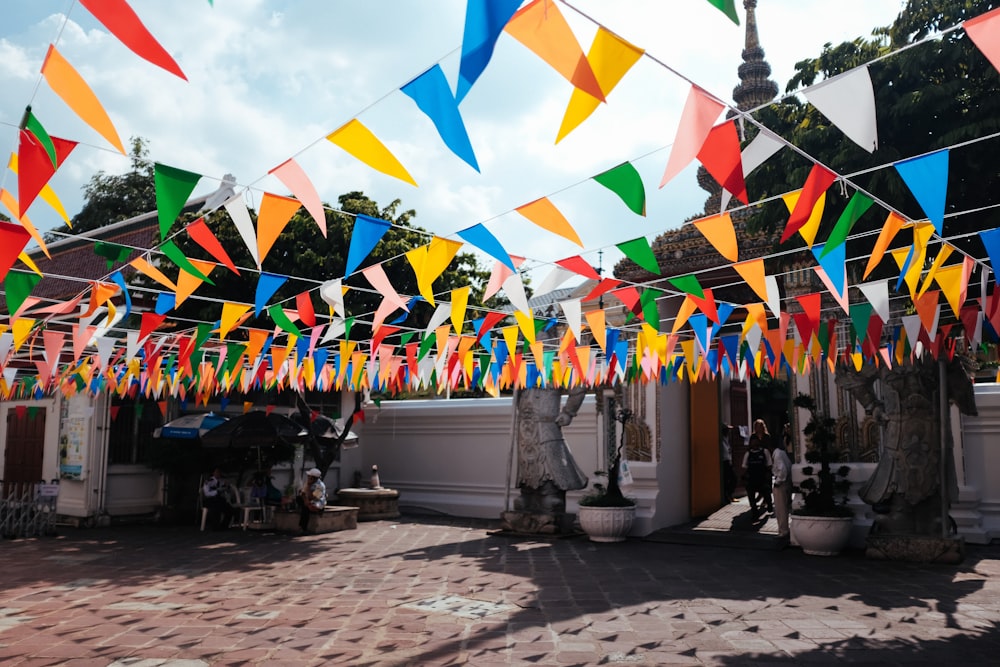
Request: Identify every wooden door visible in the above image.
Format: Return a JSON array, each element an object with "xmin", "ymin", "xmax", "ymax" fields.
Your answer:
[
  {"xmin": 689, "ymin": 379, "xmax": 721, "ymax": 518},
  {"xmin": 4, "ymin": 407, "xmax": 46, "ymax": 495}
]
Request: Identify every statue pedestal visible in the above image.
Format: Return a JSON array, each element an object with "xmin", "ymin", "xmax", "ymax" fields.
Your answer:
[
  {"xmin": 500, "ymin": 510, "xmax": 577, "ymax": 536},
  {"xmin": 866, "ymin": 534, "xmax": 965, "ymax": 564},
  {"xmin": 336, "ymin": 488, "xmax": 400, "ymax": 521}
]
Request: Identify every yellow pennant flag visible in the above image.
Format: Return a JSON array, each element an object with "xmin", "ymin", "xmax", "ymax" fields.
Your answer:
[
  {"xmin": 515, "ymin": 197, "xmax": 583, "ymax": 246},
  {"xmin": 12, "ymin": 318, "xmax": 36, "ymax": 350},
  {"xmin": 917, "ymin": 243, "xmax": 955, "ymax": 298},
  {"xmin": 219, "ymin": 302, "xmax": 251, "ymax": 339},
  {"xmin": 8, "ymin": 153, "xmax": 71, "ymax": 226},
  {"xmin": 890, "ymin": 247, "xmax": 921, "ymax": 298},
  {"xmin": 175, "ymin": 259, "xmax": 216, "ymax": 306},
  {"xmin": 257, "ymin": 192, "xmax": 302, "ymax": 266},
  {"xmin": 782, "ymin": 190, "xmax": 826, "ymax": 247},
  {"xmin": 501, "ymin": 325, "xmax": 520, "ymax": 355},
  {"xmin": 406, "ymin": 237, "xmax": 464, "ymax": 306},
  {"xmin": 130, "ymin": 255, "xmax": 178, "ymax": 291},
  {"xmin": 327, "ymin": 119, "xmax": 417, "ymax": 186},
  {"xmin": 514, "ymin": 309, "xmax": 536, "ymax": 345},
  {"xmin": 693, "ymin": 212, "xmax": 739, "ymax": 262},
  {"xmin": 41, "ymin": 45, "xmax": 124, "ymax": 153},
  {"xmin": 450, "ymin": 286, "xmax": 470, "ymax": 335},
  {"xmin": 17, "ymin": 251, "xmax": 42, "ymax": 277},
  {"xmin": 0, "ymin": 189, "xmax": 50, "ymax": 258},
  {"xmin": 933, "ymin": 264, "xmax": 967, "ymax": 318},
  {"xmin": 557, "ymin": 27, "xmax": 643, "ymax": 143}
]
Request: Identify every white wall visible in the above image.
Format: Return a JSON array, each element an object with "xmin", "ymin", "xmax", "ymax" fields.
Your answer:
[
  {"xmin": 357, "ymin": 396, "xmax": 600, "ymax": 520},
  {"xmin": 955, "ymin": 383, "xmax": 1000, "ymax": 543},
  {"xmin": 655, "ymin": 381, "xmax": 690, "ymax": 531}
]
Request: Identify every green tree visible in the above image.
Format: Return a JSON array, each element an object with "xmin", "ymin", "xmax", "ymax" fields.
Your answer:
[
  {"xmin": 59, "ymin": 136, "xmax": 156, "ymax": 236},
  {"xmin": 747, "ymin": 0, "xmax": 1000, "ymax": 278}
]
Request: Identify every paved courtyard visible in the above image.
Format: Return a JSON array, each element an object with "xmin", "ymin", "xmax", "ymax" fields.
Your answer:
[{"xmin": 1, "ymin": 516, "xmax": 999, "ymax": 666}]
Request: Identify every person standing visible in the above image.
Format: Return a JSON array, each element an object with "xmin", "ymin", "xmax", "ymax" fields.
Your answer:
[
  {"xmin": 202, "ymin": 468, "xmax": 237, "ymax": 530},
  {"xmin": 742, "ymin": 419, "xmax": 773, "ymax": 520},
  {"xmin": 771, "ymin": 438, "xmax": 793, "ymax": 539},
  {"xmin": 299, "ymin": 468, "xmax": 327, "ymax": 533}
]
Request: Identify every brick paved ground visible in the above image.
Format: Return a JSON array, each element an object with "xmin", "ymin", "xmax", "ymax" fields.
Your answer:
[{"xmin": 1, "ymin": 516, "xmax": 998, "ymax": 666}]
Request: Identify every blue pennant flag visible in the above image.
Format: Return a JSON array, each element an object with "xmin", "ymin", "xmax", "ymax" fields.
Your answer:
[
  {"xmin": 455, "ymin": 0, "xmax": 523, "ymax": 103},
  {"xmin": 401, "ymin": 64, "xmax": 480, "ymax": 172},
  {"xmin": 345, "ymin": 214, "xmax": 392, "ymax": 277},
  {"xmin": 895, "ymin": 149, "xmax": 949, "ymax": 234},
  {"xmin": 255, "ymin": 272, "xmax": 287, "ymax": 316}
]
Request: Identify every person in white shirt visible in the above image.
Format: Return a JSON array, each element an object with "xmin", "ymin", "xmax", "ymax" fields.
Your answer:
[
  {"xmin": 770, "ymin": 435, "xmax": 793, "ymax": 539},
  {"xmin": 202, "ymin": 468, "xmax": 237, "ymax": 530}
]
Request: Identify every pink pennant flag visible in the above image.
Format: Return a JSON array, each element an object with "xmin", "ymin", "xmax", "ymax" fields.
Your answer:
[
  {"xmin": 660, "ymin": 86, "xmax": 726, "ymax": 188},
  {"xmin": 362, "ymin": 264, "xmax": 410, "ymax": 311},
  {"xmin": 965, "ymin": 8, "xmax": 1000, "ymax": 74},
  {"xmin": 269, "ymin": 158, "xmax": 328, "ymax": 237}
]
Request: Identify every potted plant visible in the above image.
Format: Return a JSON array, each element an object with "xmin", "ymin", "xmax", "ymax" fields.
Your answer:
[
  {"xmin": 577, "ymin": 408, "xmax": 637, "ymax": 542},
  {"xmin": 790, "ymin": 393, "xmax": 854, "ymax": 555}
]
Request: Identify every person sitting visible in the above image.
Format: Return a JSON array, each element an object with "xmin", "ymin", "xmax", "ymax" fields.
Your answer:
[
  {"xmin": 250, "ymin": 469, "xmax": 283, "ymax": 506},
  {"xmin": 299, "ymin": 468, "xmax": 327, "ymax": 533},
  {"xmin": 202, "ymin": 467, "xmax": 237, "ymax": 530}
]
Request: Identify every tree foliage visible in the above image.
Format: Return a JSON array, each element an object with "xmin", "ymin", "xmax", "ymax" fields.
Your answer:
[
  {"xmin": 747, "ymin": 0, "xmax": 1000, "ymax": 278},
  {"xmin": 64, "ymin": 136, "xmax": 157, "ymax": 235}
]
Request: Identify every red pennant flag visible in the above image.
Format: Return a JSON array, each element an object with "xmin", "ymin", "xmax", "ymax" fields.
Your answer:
[
  {"xmin": 696, "ymin": 120, "xmax": 747, "ymax": 204},
  {"xmin": 0, "ymin": 220, "xmax": 32, "ymax": 281},
  {"xmin": 79, "ymin": 0, "xmax": 187, "ymax": 80},
  {"xmin": 17, "ymin": 130, "xmax": 77, "ymax": 217},
  {"xmin": 353, "ymin": 409, "xmax": 366, "ymax": 424},
  {"xmin": 138, "ymin": 312, "xmax": 168, "ymax": 342},
  {"xmin": 555, "ymin": 255, "xmax": 601, "ymax": 281},
  {"xmin": 475, "ymin": 311, "xmax": 508, "ymax": 345},
  {"xmin": 794, "ymin": 293, "xmax": 822, "ymax": 342},
  {"xmin": 689, "ymin": 288, "xmax": 719, "ymax": 324},
  {"xmin": 265, "ymin": 404, "xmax": 276, "ymax": 416},
  {"xmin": 109, "ymin": 406, "xmax": 121, "ymax": 421},
  {"xmin": 780, "ymin": 165, "xmax": 837, "ymax": 243},
  {"xmin": 186, "ymin": 217, "xmax": 239, "ymax": 274},
  {"xmin": 583, "ymin": 278, "xmax": 622, "ymax": 302},
  {"xmin": 296, "ymin": 291, "xmax": 316, "ymax": 328}
]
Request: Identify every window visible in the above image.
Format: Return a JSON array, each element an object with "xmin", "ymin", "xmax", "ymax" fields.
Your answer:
[{"xmin": 107, "ymin": 397, "xmax": 163, "ymax": 465}]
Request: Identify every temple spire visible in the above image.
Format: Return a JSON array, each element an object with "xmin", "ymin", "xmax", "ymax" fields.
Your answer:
[{"xmin": 733, "ymin": 0, "xmax": 778, "ymax": 112}]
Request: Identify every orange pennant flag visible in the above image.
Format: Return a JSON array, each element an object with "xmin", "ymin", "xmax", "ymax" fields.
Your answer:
[
  {"xmin": 671, "ymin": 295, "xmax": 699, "ymax": 334},
  {"xmin": 84, "ymin": 281, "xmax": 119, "ymax": 317},
  {"xmin": 693, "ymin": 212, "xmax": 738, "ymax": 262},
  {"xmin": 864, "ymin": 212, "xmax": 908, "ymax": 279},
  {"xmin": 557, "ymin": 27, "xmax": 643, "ymax": 143},
  {"xmin": 515, "ymin": 197, "xmax": 583, "ymax": 246},
  {"xmin": 175, "ymin": 259, "xmax": 216, "ymax": 306},
  {"xmin": 504, "ymin": 0, "xmax": 605, "ymax": 103},
  {"xmin": 913, "ymin": 290, "xmax": 940, "ymax": 336},
  {"xmin": 130, "ymin": 255, "xmax": 178, "ymax": 292},
  {"xmin": 40, "ymin": 45, "xmax": 124, "ymax": 153},
  {"xmin": 584, "ymin": 309, "xmax": 606, "ymax": 352},
  {"xmin": 734, "ymin": 258, "xmax": 769, "ymax": 305},
  {"xmin": 256, "ymin": 192, "xmax": 302, "ymax": 266}
]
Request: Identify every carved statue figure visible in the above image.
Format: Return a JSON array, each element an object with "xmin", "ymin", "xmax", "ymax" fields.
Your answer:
[
  {"xmin": 512, "ymin": 386, "xmax": 589, "ymax": 515},
  {"xmin": 837, "ymin": 356, "xmax": 978, "ymax": 537}
]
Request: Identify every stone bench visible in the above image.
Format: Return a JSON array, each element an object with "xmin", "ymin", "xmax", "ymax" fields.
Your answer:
[
  {"xmin": 335, "ymin": 488, "xmax": 400, "ymax": 521},
  {"xmin": 272, "ymin": 506, "xmax": 359, "ymax": 534}
]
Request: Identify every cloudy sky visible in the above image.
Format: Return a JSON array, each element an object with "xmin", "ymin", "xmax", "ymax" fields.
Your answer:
[{"xmin": 0, "ymin": 0, "xmax": 905, "ymax": 287}]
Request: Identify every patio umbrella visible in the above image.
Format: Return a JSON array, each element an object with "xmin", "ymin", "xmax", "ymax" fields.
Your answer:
[
  {"xmin": 309, "ymin": 414, "xmax": 359, "ymax": 447},
  {"xmin": 199, "ymin": 411, "xmax": 310, "ymax": 449},
  {"xmin": 153, "ymin": 412, "xmax": 229, "ymax": 440}
]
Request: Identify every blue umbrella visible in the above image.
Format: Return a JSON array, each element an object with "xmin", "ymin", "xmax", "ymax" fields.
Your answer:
[{"xmin": 154, "ymin": 412, "xmax": 229, "ymax": 440}]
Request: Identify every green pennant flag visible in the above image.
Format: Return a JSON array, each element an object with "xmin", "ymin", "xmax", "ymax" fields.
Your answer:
[
  {"xmin": 94, "ymin": 241, "xmax": 131, "ymax": 268},
  {"xmin": 224, "ymin": 343, "xmax": 247, "ymax": 375},
  {"xmin": 593, "ymin": 162, "xmax": 645, "ymax": 216},
  {"xmin": 850, "ymin": 302, "xmax": 874, "ymax": 343},
  {"xmin": 161, "ymin": 240, "xmax": 214, "ymax": 284},
  {"xmin": 27, "ymin": 405, "xmax": 40, "ymax": 420},
  {"xmin": 24, "ymin": 109, "xmax": 57, "ymax": 167},
  {"xmin": 667, "ymin": 273, "xmax": 705, "ymax": 299},
  {"xmin": 477, "ymin": 353, "xmax": 490, "ymax": 386},
  {"xmin": 616, "ymin": 237, "xmax": 660, "ymax": 275},
  {"xmin": 418, "ymin": 332, "xmax": 436, "ymax": 361},
  {"xmin": 400, "ymin": 331, "xmax": 416, "ymax": 347},
  {"xmin": 706, "ymin": 0, "xmax": 739, "ymax": 25},
  {"xmin": 194, "ymin": 322, "xmax": 213, "ymax": 353},
  {"xmin": 344, "ymin": 317, "xmax": 355, "ymax": 341},
  {"xmin": 640, "ymin": 288, "xmax": 662, "ymax": 330},
  {"xmin": 154, "ymin": 163, "xmax": 202, "ymax": 239},
  {"xmin": 135, "ymin": 403, "xmax": 145, "ymax": 418},
  {"xmin": 821, "ymin": 191, "xmax": 874, "ymax": 258},
  {"xmin": 268, "ymin": 304, "xmax": 302, "ymax": 338},
  {"xmin": 4, "ymin": 271, "xmax": 41, "ymax": 313}
]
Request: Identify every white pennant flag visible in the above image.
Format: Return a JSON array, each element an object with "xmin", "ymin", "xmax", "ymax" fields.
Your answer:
[
  {"xmin": 319, "ymin": 278, "xmax": 345, "ymax": 318},
  {"xmin": 721, "ymin": 129, "xmax": 784, "ymax": 212},
  {"xmin": 858, "ymin": 280, "xmax": 890, "ymax": 323},
  {"xmin": 321, "ymin": 317, "xmax": 346, "ymax": 344},
  {"xmin": 0, "ymin": 331, "xmax": 12, "ymax": 365},
  {"xmin": 803, "ymin": 66, "xmax": 878, "ymax": 153},
  {"xmin": 559, "ymin": 298, "xmax": 582, "ymax": 341},
  {"xmin": 224, "ymin": 193, "xmax": 260, "ymax": 268},
  {"xmin": 765, "ymin": 275, "xmax": 781, "ymax": 319},
  {"xmin": 502, "ymin": 273, "xmax": 531, "ymax": 314},
  {"xmin": 424, "ymin": 303, "xmax": 451, "ymax": 336},
  {"xmin": 95, "ymin": 336, "xmax": 115, "ymax": 370},
  {"xmin": 535, "ymin": 266, "xmax": 575, "ymax": 297}
]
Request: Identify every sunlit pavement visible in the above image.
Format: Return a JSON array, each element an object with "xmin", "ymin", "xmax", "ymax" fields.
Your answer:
[{"xmin": 1, "ymin": 516, "xmax": 999, "ymax": 666}]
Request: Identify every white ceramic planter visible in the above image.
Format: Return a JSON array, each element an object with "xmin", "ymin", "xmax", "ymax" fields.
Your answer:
[
  {"xmin": 578, "ymin": 505, "xmax": 636, "ymax": 542},
  {"xmin": 791, "ymin": 514, "xmax": 853, "ymax": 555}
]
